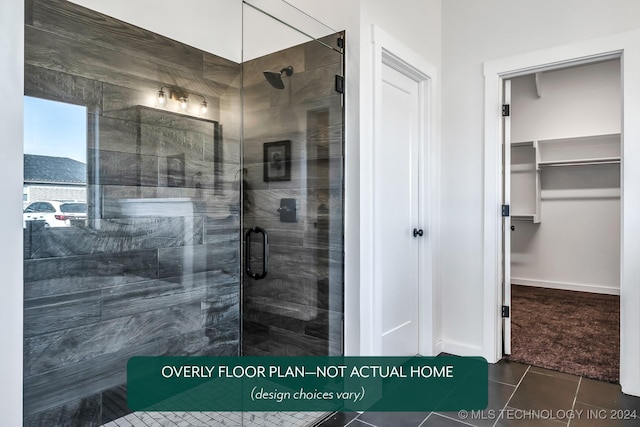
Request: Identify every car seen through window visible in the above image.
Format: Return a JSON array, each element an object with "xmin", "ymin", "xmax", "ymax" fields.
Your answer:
[{"xmin": 23, "ymin": 201, "xmax": 87, "ymax": 228}]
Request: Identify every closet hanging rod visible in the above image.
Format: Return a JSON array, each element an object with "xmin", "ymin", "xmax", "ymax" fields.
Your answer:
[{"xmin": 538, "ymin": 158, "xmax": 620, "ymax": 168}]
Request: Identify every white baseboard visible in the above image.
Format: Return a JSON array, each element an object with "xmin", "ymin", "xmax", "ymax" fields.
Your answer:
[
  {"xmin": 621, "ymin": 380, "xmax": 640, "ymax": 398},
  {"xmin": 438, "ymin": 339, "xmax": 484, "ymax": 357},
  {"xmin": 434, "ymin": 340, "xmax": 444, "ymax": 356},
  {"xmin": 511, "ymin": 277, "xmax": 619, "ymax": 295}
]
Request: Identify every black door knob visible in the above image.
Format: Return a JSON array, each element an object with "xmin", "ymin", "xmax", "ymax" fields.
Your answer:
[{"xmin": 413, "ymin": 228, "xmax": 424, "ymax": 237}]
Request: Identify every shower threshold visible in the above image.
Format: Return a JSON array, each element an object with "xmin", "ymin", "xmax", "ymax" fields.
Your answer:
[{"xmin": 101, "ymin": 410, "xmax": 328, "ymax": 427}]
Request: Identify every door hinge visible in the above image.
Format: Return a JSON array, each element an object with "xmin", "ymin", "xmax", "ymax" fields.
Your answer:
[
  {"xmin": 335, "ymin": 75, "xmax": 345, "ymax": 94},
  {"xmin": 501, "ymin": 204, "xmax": 510, "ymax": 217},
  {"xmin": 502, "ymin": 104, "xmax": 510, "ymax": 117},
  {"xmin": 502, "ymin": 305, "xmax": 510, "ymax": 318},
  {"xmin": 337, "ymin": 37, "xmax": 344, "ymax": 49}
]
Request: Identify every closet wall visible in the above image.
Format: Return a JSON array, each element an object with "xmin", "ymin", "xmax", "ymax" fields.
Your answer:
[{"xmin": 510, "ymin": 59, "xmax": 621, "ymax": 294}]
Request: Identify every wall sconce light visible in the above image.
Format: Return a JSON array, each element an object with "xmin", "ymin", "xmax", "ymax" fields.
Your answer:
[
  {"xmin": 179, "ymin": 96, "xmax": 189, "ymax": 111},
  {"xmin": 157, "ymin": 87, "xmax": 168, "ymax": 106},
  {"xmin": 156, "ymin": 85, "xmax": 208, "ymax": 115},
  {"xmin": 198, "ymin": 98, "xmax": 208, "ymax": 114}
]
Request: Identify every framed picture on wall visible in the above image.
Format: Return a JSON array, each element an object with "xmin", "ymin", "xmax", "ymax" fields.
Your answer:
[{"xmin": 263, "ymin": 140, "xmax": 291, "ymax": 182}]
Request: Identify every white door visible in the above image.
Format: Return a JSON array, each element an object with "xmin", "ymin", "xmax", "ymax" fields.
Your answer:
[
  {"xmin": 376, "ymin": 62, "xmax": 422, "ymax": 356},
  {"xmin": 503, "ymin": 79, "xmax": 512, "ymax": 355}
]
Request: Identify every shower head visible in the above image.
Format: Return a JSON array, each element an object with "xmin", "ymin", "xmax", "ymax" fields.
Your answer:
[{"xmin": 263, "ymin": 66, "xmax": 293, "ymax": 89}]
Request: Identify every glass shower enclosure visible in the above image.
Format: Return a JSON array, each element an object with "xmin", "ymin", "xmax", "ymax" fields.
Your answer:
[
  {"xmin": 241, "ymin": 1, "xmax": 345, "ymax": 358},
  {"xmin": 22, "ymin": 0, "xmax": 344, "ymax": 426}
]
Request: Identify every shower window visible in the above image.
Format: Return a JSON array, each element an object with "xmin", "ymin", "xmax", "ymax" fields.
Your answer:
[{"xmin": 23, "ymin": 96, "xmax": 87, "ymax": 216}]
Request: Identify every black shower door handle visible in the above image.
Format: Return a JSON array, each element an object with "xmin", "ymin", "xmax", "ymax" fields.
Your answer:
[{"xmin": 245, "ymin": 226, "xmax": 269, "ymax": 280}]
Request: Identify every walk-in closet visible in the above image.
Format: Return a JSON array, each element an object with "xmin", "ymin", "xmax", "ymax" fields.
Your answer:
[{"xmin": 506, "ymin": 59, "xmax": 621, "ymax": 382}]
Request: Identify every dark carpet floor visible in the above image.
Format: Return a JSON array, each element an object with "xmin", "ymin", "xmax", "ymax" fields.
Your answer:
[{"xmin": 509, "ymin": 285, "xmax": 620, "ymax": 383}]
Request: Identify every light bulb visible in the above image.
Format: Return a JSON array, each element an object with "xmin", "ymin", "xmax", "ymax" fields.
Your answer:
[
  {"xmin": 179, "ymin": 97, "xmax": 188, "ymax": 111},
  {"xmin": 200, "ymin": 100, "xmax": 208, "ymax": 114},
  {"xmin": 157, "ymin": 90, "xmax": 167, "ymax": 106}
]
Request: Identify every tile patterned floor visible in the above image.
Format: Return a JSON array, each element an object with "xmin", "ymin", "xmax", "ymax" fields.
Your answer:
[
  {"xmin": 317, "ymin": 360, "xmax": 640, "ymax": 427},
  {"xmin": 102, "ymin": 361, "xmax": 640, "ymax": 427}
]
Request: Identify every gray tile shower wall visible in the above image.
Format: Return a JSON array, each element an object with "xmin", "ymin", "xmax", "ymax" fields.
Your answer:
[
  {"xmin": 23, "ymin": 0, "xmax": 241, "ymax": 425},
  {"xmin": 242, "ymin": 34, "xmax": 345, "ymax": 357}
]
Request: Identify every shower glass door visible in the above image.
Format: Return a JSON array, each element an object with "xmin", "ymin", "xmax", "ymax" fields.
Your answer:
[
  {"xmin": 241, "ymin": 3, "xmax": 345, "ymax": 423},
  {"xmin": 241, "ymin": 0, "xmax": 344, "ymax": 356}
]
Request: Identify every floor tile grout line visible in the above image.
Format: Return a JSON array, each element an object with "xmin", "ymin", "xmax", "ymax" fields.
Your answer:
[
  {"xmin": 490, "ymin": 379, "xmax": 521, "ymax": 387},
  {"xmin": 567, "ymin": 376, "xmax": 582, "ymax": 427},
  {"xmin": 432, "ymin": 412, "xmax": 477, "ymax": 426},
  {"xmin": 527, "ymin": 368, "xmax": 582, "ymax": 383},
  {"xmin": 491, "ymin": 364, "xmax": 531, "ymax": 427},
  {"xmin": 343, "ymin": 411, "xmax": 367, "ymax": 427},
  {"xmin": 417, "ymin": 412, "xmax": 433, "ymax": 427},
  {"xmin": 349, "ymin": 418, "xmax": 378, "ymax": 427},
  {"xmin": 343, "ymin": 417, "xmax": 360, "ymax": 427}
]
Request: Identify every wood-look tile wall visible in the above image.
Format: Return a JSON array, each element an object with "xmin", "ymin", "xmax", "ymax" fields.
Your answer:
[
  {"xmin": 241, "ymin": 34, "xmax": 345, "ymax": 357},
  {"xmin": 23, "ymin": 0, "xmax": 241, "ymax": 425}
]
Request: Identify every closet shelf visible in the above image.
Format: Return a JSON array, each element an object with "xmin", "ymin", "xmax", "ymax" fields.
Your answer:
[
  {"xmin": 509, "ymin": 141, "xmax": 541, "ymax": 223},
  {"xmin": 538, "ymin": 156, "xmax": 620, "ymax": 168},
  {"xmin": 511, "ymin": 140, "xmax": 535, "ymax": 147},
  {"xmin": 512, "ymin": 214, "xmax": 540, "ymax": 223},
  {"xmin": 509, "ymin": 134, "xmax": 620, "ymax": 225}
]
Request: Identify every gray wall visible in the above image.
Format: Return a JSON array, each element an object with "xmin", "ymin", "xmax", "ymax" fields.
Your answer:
[
  {"xmin": 241, "ymin": 35, "xmax": 345, "ymax": 356},
  {"xmin": 23, "ymin": 0, "xmax": 241, "ymax": 425}
]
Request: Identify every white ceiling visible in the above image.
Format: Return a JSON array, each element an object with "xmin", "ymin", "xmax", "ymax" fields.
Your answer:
[{"xmin": 69, "ymin": 0, "xmax": 335, "ymax": 62}]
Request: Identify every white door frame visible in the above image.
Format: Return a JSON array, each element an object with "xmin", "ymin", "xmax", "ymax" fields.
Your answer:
[
  {"xmin": 483, "ymin": 29, "xmax": 640, "ymax": 397},
  {"xmin": 360, "ymin": 24, "xmax": 439, "ymax": 356}
]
